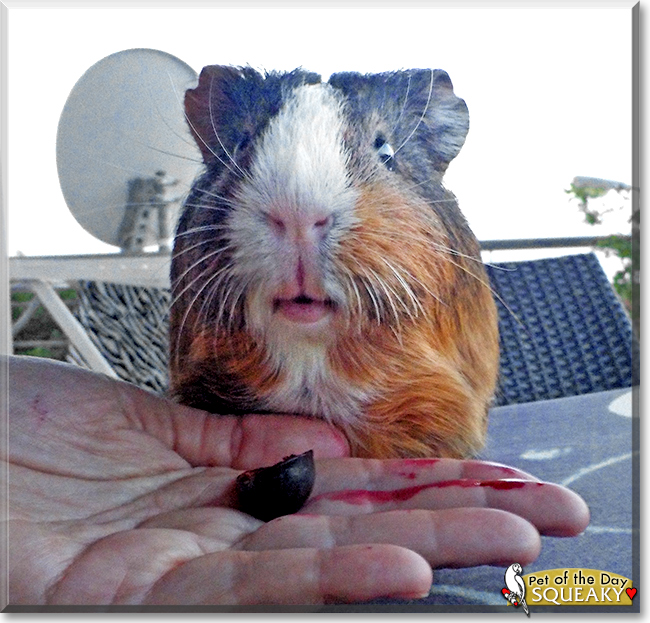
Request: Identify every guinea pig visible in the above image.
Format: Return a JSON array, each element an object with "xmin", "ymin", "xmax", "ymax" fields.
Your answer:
[{"xmin": 169, "ymin": 66, "xmax": 499, "ymax": 459}]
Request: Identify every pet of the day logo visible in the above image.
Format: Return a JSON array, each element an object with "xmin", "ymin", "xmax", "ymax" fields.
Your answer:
[
  {"xmin": 502, "ymin": 563, "xmax": 530, "ymax": 616},
  {"xmin": 502, "ymin": 566, "xmax": 636, "ymax": 608}
]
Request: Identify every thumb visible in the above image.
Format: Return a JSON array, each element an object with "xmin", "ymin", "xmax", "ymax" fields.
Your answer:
[
  {"xmin": 227, "ymin": 413, "xmax": 351, "ymax": 469},
  {"xmin": 151, "ymin": 399, "xmax": 351, "ymax": 469}
]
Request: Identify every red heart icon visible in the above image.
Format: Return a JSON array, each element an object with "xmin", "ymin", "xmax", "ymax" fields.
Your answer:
[{"xmin": 626, "ymin": 588, "xmax": 637, "ymax": 600}]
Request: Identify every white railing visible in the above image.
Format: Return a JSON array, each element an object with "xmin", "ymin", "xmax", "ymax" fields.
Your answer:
[
  {"xmin": 9, "ymin": 253, "xmax": 171, "ymax": 375},
  {"xmin": 8, "ymin": 235, "xmax": 630, "ymax": 375}
]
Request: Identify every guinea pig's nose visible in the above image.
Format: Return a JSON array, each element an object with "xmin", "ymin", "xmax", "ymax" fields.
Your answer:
[
  {"xmin": 267, "ymin": 212, "xmax": 333, "ymax": 243},
  {"xmin": 310, "ymin": 214, "xmax": 334, "ymax": 240}
]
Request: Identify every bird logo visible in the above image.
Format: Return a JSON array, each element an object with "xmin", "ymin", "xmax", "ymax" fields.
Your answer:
[{"xmin": 502, "ymin": 563, "xmax": 530, "ymax": 616}]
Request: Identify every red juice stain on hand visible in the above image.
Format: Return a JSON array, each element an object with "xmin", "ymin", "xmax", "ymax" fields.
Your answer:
[
  {"xmin": 486, "ymin": 480, "xmax": 539, "ymax": 490},
  {"xmin": 317, "ymin": 479, "xmax": 539, "ymax": 505},
  {"xmin": 396, "ymin": 459, "xmax": 442, "ymax": 467},
  {"xmin": 390, "ymin": 458, "xmax": 440, "ymax": 480}
]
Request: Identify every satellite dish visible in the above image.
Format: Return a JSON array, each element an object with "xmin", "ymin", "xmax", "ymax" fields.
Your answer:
[{"xmin": 56, "ymin": 48, "xmax": 202, "ymax": 252}]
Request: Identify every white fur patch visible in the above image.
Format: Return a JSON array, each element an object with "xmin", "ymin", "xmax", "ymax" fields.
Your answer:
[
  {"xmin": 226, "ymin": 82, "xmax": 364, "ymax": 425},
  {"xmin": 244, "ymin": 83, "xmax": 355, "ymax": 217},
  {"xmin": 262, "ymin": 337, "xmax": 370, "ymax": 427},
  {"xmin": 228, "ymin": 82, "xmax": 357, "ymax": 318}
]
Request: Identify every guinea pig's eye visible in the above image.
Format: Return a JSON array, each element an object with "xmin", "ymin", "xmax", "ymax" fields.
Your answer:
[{"xmin": 374, "ymin": 135, "xmax": 396, "ymax": 171}]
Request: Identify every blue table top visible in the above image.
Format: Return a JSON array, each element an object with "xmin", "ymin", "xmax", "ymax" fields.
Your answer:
[{"xmin": 356, "ymin": 387, "xmax": 637, "ymax": 612}]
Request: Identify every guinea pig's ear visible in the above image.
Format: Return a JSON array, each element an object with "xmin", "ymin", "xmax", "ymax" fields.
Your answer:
[
  {"xmin": 184, "ymin": 65, "xmax": 244, "ymax": 165},
  {"xmin": 329, "ymin": 69, "xmax": 469, "ymax": 173},
  {"xmin": 401, "ymin": 69, "xmax": 469, "ymax": 171},
  {"xmin": 185, "ymin": 66, "xmax": 323, "ymax": 167}
]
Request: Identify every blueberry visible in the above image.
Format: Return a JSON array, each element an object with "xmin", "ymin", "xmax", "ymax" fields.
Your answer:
[{"xmin": 235, "ymin": 449, "xmax": 316, "ymax": 521}]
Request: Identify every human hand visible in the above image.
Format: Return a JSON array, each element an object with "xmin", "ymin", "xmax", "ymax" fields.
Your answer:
[{"xmin": 5, "ymin": 356, "xmax": 589, "ymax": 605}]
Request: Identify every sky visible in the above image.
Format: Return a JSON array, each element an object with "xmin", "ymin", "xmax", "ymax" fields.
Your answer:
[{"xmin": 6, "ymin": 4, "xmax": 635, "ymax": 265}]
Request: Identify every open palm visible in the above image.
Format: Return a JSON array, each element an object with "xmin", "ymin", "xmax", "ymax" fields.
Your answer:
[{"xmin": 6, "ymin": 356, "xmax": 589, "ymax": 605}]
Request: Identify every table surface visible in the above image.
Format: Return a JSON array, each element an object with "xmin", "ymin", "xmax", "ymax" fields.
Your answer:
[{"xmin": 364, "ymin": 387, "xmax": 637, "ymax": 611}]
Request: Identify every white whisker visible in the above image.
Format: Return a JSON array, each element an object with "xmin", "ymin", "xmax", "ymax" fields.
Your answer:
[
  {"xmin": 182, "ymin": 201, "xmax": 235, "ymax": 212},
  {"xmin": 170, "ymin": 245, "xmax": 232, "ymax": 304},
  {"xmin": 172, "ymin": 262, "xmax": 234, "ymax": 367},
  {"xmin": 182, "ymin": 104, "xmax": 240, "ymax": 177},
  {"xmin": 390, "ymin": 72, "xmax": 412, "ymax": 138},
  {"xmin": 365, "ymin": 265, "xmax": 404, "ymax": 333},
  {"xmin": 194, "ymin": 269, "xmax": 233, "ymax": 333},
  {"xmin": 208, "ymin": 72, "xmax": 250, "ymax": 181},
  {"xmin": 380, "ymin": 257, "xmax": 424, "ymax": 318},
  {"xmin": 348, "ymin": 259, "xmax": 383, "ymax": 325},
  {"xmin": 394, "ymin": 69, "xmax": 434, "ymax": 156},
  {"xmin": 173, "ymin": 224, "xmax": 230, "ymax": 240},
  {"xmin": 171, "ymin": 236, "xmax": 221, "ymax": 261},
  {"xmin": 163, "ymin": 68, "xmax": 212, "ymax": 155},
  {"xmin": 227, "ymin": 279, "xmax": 251, "ymax": 332}
]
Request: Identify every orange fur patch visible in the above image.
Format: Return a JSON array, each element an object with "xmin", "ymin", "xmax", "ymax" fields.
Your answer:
[{"xmin": 324, "ymin": 184, "xmax": 499, "ymax": 457}]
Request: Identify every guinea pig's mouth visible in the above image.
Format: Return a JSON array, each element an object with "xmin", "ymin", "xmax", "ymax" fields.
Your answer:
[{"xmin": 273, "ymin": 295, "xmax": 337, "ymax": 324}]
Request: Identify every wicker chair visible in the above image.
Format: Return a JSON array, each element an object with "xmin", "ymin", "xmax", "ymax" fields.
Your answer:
[{"xmin": 486, "ymin": 253, "xmax": 635, "ymax": 405}]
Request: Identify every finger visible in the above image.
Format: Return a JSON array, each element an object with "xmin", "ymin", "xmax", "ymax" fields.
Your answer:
[
  {"xmin": 145, "ymin": 545, "xmax": 432, "ymax": 605},
  {"xmin": 306, "ymin": 478, "xmax": 589, "ymax": 537},
  {"xmin": 229, "ymin": 415, "xmax": 350, "ymax": 469},
  {"xmin": 240, "ymin": 508, "xmax": 542, "ymax": 568},
  {"xmin": 136, "ymin": 398, "xmax": 350, "ymax": 469},
  {"xmin": 138, "ymin": 505, "xmax": 263, "ymax": 539},
  {"xmin": 311, "ymin": 457, "xmax": 540, "ymax": 497},
  {"xmin": 47, "ymin": 528, "xmax": 210, "ymax": 604}
]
